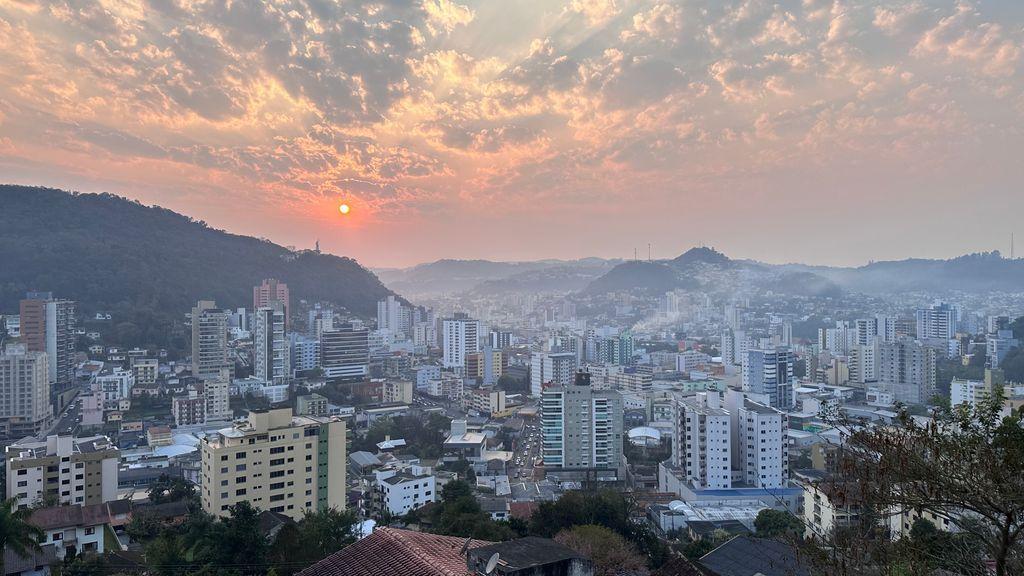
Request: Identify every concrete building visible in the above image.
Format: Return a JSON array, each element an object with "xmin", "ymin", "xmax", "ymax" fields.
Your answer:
[
  {"xmin": 0, "ymin": 344, "xmax": 53, "ymax": 438},
  {"xmin": 373, "ymin": 468, "xmax": 436, "ymax": 518},
  {"xmin": 203, "ymin": 367, "xmax": 232, "ymax": 422},
  {"xmin": 733, "ymin": 398, "xmax": 788, "ymax": 489},
  {"xmin": 19, "ymin": 292, "xmax": 76, "ymax": 395},
  {"xmin": 321, "ymin": 322, "xmax": 369, "ymax": 381},
  {"xmin": 463, "ymin": 388, "xmax": 507, "ymax": 416},
  {"xmin": 172, "ymin": 383, "xmax": 206, "ymax": 426},
  {"xmin": 916, "ymin": 301, "xmax": 959, "ymax": 341},
  {"xmin": 296, "ymin": 393, "xmax": 328, "ymax": 417},
  {"xmin": 6, "ymin": 435, "xmax": 119, "ymax": 508},
  {"xmin": 414, "ymin": 365, "xmax": 442, "ymax": 391},
  {"xmin": 442, "ymin": 315, "xmax": 481, "ymax": 370},
  {"xmin": 95, "ymin": 367, "xmax": 134, "ymax": 402},
  {"xmin": 670, "ymin": 392, "xmax": 732, "ymax": 489},
  {"xmin": 877, "ymin": 339, "xmax": 936, "ymax": 405},
  {"xmin": 29, "ymin": 504, "xmax": 114, "ymax": 560},
  {"xmin": 200, "ymin": 408, "xmax": 347, "ymax": 520},
  {"xmin": 131, "ymin": 358, "xmax": 159, "ymax": 387},
  {"xmin": 254, "ymin": 303, "xmax": 290, "ymax": 382},
  {"xmin": 290, "ymin": 334, "xmax": 320, "ymax": 375},
  {"xmin": 253, "ymin": 278, "xmax": 290, "ymax": 329},
  {"xmin": 377, "ymin": 295, "xmax": 411, "ymax": 338},
  {"xmin": 530, "ymin": 352, "xmax": 576, "ymax": 397},
  {"xmin": 742, "ymin": 348, "xmax": 794, "ymax": 409},
  {"xmin": 383, "ymin": 380, "xmax": 414, "ymax": 405},
  {"xmin": 541, "ymin": 372, "xmax": 624, "ymax": 482},
  {"xmin": 848, "ymin": 343, "xmax": 878, "ymax": 386},
  {"xmin": 191, "ymin": 300, "xmax": 230, "ymax": 379}
]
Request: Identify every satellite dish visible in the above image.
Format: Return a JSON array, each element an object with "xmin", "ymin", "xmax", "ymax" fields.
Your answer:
[{"xmin": 484, "ymin": 552, "xmax": 501, "ymax": 575}]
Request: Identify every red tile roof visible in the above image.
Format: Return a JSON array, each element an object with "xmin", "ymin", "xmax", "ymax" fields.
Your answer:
[
  {"xmin": 508, "ymin": 501, "xmax": 537, "ymax": 520},
  {"xmin": 296, "ymin": 527, "xmax": 493, "ymax": 576}
]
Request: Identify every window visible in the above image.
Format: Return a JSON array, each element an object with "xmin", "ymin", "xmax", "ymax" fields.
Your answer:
[
  {"xmin": 84, "ymin": 527, "xmax": 95, "ymax": 535},
  {"xmin": 235, "ymin": 489, "xmax": 247, "ymax": 496},
  {"xmin": 270, "ymin": 447, "xmax": 285, "ymax": 454},
  {"xmin": 52, "ymin": 533, "xmax": 62, "ymax": 541}
]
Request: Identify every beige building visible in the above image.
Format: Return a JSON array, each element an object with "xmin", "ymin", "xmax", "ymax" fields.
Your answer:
[
  {"xmin": 191, "ymin": 300, "xmax": 230, "ymax": 379},
  {"xmin": 0, "ymin": 344, "xmax": 53, "ymax": 438},
  {"xmin": 6, "ymin": 435, "xmax": 120, "ymax": 508},
  {"xmin": 200, "ymin": 408, "xmax": 347, "ymax": 520},
  {"xmin": 463, "ymin": 388, "xmax": 506, "ymax": 416},
  {"xmin": 382, "ymin": 380, "xmax": 413, "ymax": 405},
  {"xmin": 132, "ymin": 358, "xmax": 159, "ymax": 387},
  {"xmin": 203, "ymin": 366, "xmax": 232, "ymax": 422}
]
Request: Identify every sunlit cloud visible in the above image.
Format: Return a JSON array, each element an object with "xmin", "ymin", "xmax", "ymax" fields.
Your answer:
[{"xmin": 1, "ymin": 0, "xmax": 1023, "ymax": 266}]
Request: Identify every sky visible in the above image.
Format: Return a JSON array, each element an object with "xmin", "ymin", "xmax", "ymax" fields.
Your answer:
[{"xmin": 1, "ymin": 0, "xmax": 1023, "ymax": 268}]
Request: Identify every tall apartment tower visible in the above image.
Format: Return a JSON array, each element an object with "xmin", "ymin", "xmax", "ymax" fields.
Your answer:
[
  {"xmin": 254, "ymin": 303, "xmax": 289, "ymax": 382},
  {"xmin": 191, "ymin": 300, "xmax": 230, "ymax": 379},
  {"xmin": 541, "ymin": 372, "xmax": 624, "ymax": 482},
  {"xmin": 733, "ymin": 398, "xmax": 788, "ymax": 489},
  {"xmin": 671, "ymin": 392, "xmax": 732, "ymax": 489},
  {"xmin": 19, "ymin": 292, "xmax": 75, "ymax": 393},
  {"xmin": 878, "ymin": 339, "xmax": 937, "ymax": 405},
  {"xmin": 200, "ymin": 408, "xmax": 346, "ymax": 521},
  {"xmin": 0, "ymin": 344, "xmax": 53, "ymax": 438},
  {"xmin": 742, "ymin": 348, "xmax": 795, "ymax": 410},
  {"xmin": 915, "ymin": 302, "xmax": 959, "ymax": 340},
  {"xmin": 321, "ymin": 322, "xmax": 369, "ymax": 381},
  {"xmin": 442, "ymin": 315, "xmax": 481, "ymax": 370},
  {"xmin": 530, "ymin": 352, "xmax": 577, "ymax": 397},
  {"xmin": 376, "ymin": 295, "xmax": 410, "ymax": 337},
  {"xmin": 253, "ymin": 279, "xmax": 290, "ymax": 329}
]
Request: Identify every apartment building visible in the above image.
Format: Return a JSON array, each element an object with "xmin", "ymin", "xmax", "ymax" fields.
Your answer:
[
  {"xmin": 372, "ymin": 468, "xmax": 436, "ymax": 518},
  {"xmin": 191, "ymin": 300, "xmax": 230, "ymax": 379},
  {"xmin": 200, "ymin": 408, "xmax": 346, "ymax": 520},
  {"xmin": 0, "ymin": 344, "xmax": 53, "ymax": 438},
  {"xmin": 6, "ymin": 435, "xmax": 119, "ymax": 508},
  {"xmin": 382, "ymin": 380, "xmax": 413, "ymax": 405},
  {"xmin": 671, "ymin": 392, "xmax": 732, "ymax": 489},
  {"xmin": 541, "ymin": 372, "xmax": 624, "ymax": 482},
  {"xmin": 463, "ymin": 387, "xmax": 507, "ymax": 416}
]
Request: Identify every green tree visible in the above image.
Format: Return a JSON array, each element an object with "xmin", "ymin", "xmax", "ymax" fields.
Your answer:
[
  {"xmin": 63, "ymin": 552, "xmax": 108, "ymax": 576},
  {"xmin": 0, "ymin": 497, "xmax": 44, "ymax": 576},
  {"xmin": 832, "ymin": 387, "xmax": 1024, "ymax": 576},
  {"xmin": 194, "ymin": 501, "xmax": 268, "ymax": 575},
  {"xmin": 554, "ymin": 525, "xmax": 647, "ymax": 576},
  {"xmin": 754, "ymin": 509, "xmax": 802, "ymax": 538},
  {"xmin": 147, "ymin": 474, "xmax": 196, "ymax": 504},
  {"xmin": 145, "ymin": 532, "xmax": 189, "ymax": 576}
]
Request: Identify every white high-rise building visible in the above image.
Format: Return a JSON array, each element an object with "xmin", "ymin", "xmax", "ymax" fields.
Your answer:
[
  {"xmin": 321, "ymin": 322, "xmax": 369, "ymax": 381},
  {"xmin": 916, "ymin": 302, "xmax": 960, "ymax": 340},
  {"xmin": 849, "ymin": 343, "xmax": 878, "ymax": 385},
  {"xmin": 377, "ymin": 296, "xmax": 411, "ymax": 338},
  {"xmin": 530, "ymin": 352, "xmax": 577, "ymax": 397},
  {"xmin": 734, "ymin": 398, "xmax": 788, "ymax": 489},
  {"xmin": 877, "ymin": 339, "xmax": 936, "ymax": 405},
  {"xmin": 254, "ymin": 304, "xmax": 289, "ymax": 382},
  {"xmin": 442, "ymin": 315, "xmax": 481, "ymax": 370},
  {"xmin": 671, "ymin": 392, "xmax": 732, "ymax": 489},
  {"xmin": 742, "ymin": 348, "xmax": 794, "ymax": 409}
]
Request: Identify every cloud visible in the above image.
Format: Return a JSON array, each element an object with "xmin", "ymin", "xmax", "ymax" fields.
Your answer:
[{"xmin": 1, "ymin": 0, "xmax": 1023, "ymax": 265}]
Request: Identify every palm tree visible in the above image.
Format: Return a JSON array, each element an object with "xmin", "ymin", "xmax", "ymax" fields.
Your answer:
[{"xmin": 0, "ymin": 497, "xmax": 44, "ymax": 575}]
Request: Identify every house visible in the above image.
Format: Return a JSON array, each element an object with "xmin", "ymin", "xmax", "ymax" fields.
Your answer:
[
  {"xmin": 466, "ymin": 537, "xmax": 592, "ymax": 576},
  {"xmin": 28, "ymin": 504, "xmax": 115, "ymax": 560},
  {"xmin": 478, "ymin": 496, "xmax": 510, "ymax": 521},
  {"xmin": 3, "ymin": 545, "xmax": 58, "ymax": 576},
  {"xmin": 296, "ymin": 527, "xmax": 493, "ymax": 576},
  {"xmin": 698, "ymin": 536, "xmax": 809, "ymax": 576}
]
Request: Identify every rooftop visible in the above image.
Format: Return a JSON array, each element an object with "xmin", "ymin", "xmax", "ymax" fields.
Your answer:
[
  {"xmin": 467, "ymin": 537, "xmax": 585, "ymax": 571},
  {"xmin": 296, "ymin": 527, "xmax": 492, "ymax": 576},
  {"xmin": 700, "ymin": 536, "xmax": 810, "ymax": 576}
]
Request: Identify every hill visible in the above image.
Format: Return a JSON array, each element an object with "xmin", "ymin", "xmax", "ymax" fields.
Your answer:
[
  {"xmin": 0, "ymin": 185, "xmax": 397, "ymax": 355},
  {"xmin": 584, "ymin": 247, "xmax": 841, "ymax": 297},
  {"xmin": 376, "ymin": 257, "xmax": 620, "ymax": 296}
]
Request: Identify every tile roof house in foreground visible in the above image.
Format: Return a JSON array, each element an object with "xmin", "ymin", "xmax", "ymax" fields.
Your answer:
[{"xmin": 296, "ymin": 527, "xmax": 593, "ymax": 576}]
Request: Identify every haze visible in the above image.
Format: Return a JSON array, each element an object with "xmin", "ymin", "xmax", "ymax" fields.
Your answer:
[{"xmin": 1, "ymin": 0, "xmax": 1023, "ymax": 267}]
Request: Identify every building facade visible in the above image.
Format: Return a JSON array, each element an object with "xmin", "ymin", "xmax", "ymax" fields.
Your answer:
[
  {"xmin": 541, "ymin": 372, "xmax": 624, "ymax": 482},
  {"xmin": 254, "ymin": 304, "xmax": 290, "ymax": 382},
  {"xmin": 6, "ymin": 435, "xmax": 119, "ymax": 508},
  {"xmin": 200, "ymin": 408, "xmax": 346, "ymax": 520},
  {"xmin": 321, "ymin": 323, "xmax": 369, "ymax": 381},
  {"xmin": 191, "ymin": 300, "xmax": 230, "ymax": 379},
  {"xmin": 0, "ymin": 344, "xmax": 53, "ymax": 438}
]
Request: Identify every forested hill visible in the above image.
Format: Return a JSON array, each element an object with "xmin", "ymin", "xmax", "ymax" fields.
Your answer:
[{"xmin": 0, "ymin": 186, "xmax": 396, "ymax": 349}]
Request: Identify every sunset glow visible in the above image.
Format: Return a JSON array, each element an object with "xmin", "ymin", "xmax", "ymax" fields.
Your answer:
[{"xmin": 1, "ymin": 1, "xmax": 1022, "ymax": 266}]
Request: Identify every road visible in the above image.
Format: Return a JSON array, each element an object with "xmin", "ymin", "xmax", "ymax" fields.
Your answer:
[
  {"xmin": 510, "ymin": 420, "xmax": 541, "ymax": 480},
  {"xmin": 50, "ymin": 394, "xmax": 82, "ymax": 436}
]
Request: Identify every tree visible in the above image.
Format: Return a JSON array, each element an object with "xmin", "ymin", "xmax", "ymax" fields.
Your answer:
[
  {"xmin": 554, "ymin": 525, "xmax": 647, "ymax": 576},
  {"xmin": 0, "ymin": 497, "xmax": 43, "ymax": 576},
  {"xmin": 269, "ymin": 507, "xmax": 359, "ymax": 574},
  {"xmin": 194, "ymin": 501, "xmax": 268, "ymax": 575},
  {"xmin": 148, "ymin": 474, "xmax": 196, "ymax": 504},
  {"xmin": 145, "ymin": 532, "xmax": 188, "ymax": 576},
  {"xmin": 754, "ymin": 509, "xmax": 802, "ymax": 538},
  {"xmin": 831, "ymin": 388, "xmax": 1024, "ymax": 576}
]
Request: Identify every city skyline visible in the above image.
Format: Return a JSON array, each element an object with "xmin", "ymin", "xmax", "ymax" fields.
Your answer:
[{"xmin": 2, "ymin": 1, "xmax": 1024, "ymax": 267}]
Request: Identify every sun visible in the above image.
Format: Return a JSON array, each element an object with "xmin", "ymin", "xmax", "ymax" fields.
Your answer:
[{"xmin": 338, "ymin": 203, "xmax": 351, "ymax": 215}]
